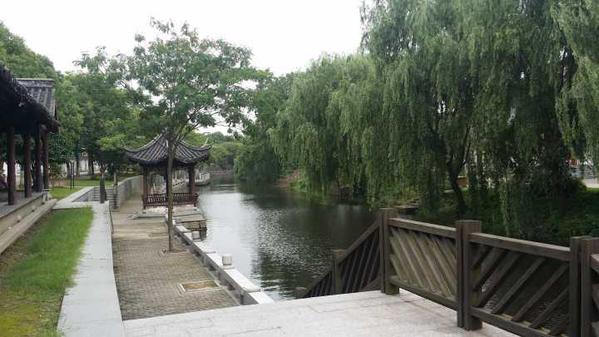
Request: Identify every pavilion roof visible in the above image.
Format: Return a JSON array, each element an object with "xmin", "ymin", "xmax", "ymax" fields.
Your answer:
[
  {"xmin": 125, "ymin": 134, "xmax": 211, "ymax": 167},
  {"xmin": 17, "ymin": 79, "xmax": 57, "ymax": 120},
  {"xmin": 0, "ymin": 65, "xmax": 59, "ymax": 134}
]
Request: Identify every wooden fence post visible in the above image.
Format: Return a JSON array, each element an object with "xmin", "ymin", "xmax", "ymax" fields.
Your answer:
[
  {"xmin": 379, "ymin": 208, "xmax": 399, "ymax": 295},
  {"xmin": 581, "ymin": 238, "xmax": 599, "ymax": 337},
  {"xmin": 570, "ymin": 236, "xmax": 589, "ymax": 336},
  {"xmin": 331, "ymin": 249, "xmax": 345, "ymax": 294},
  {"xmin": 456, "ymin": 220, "xmax": 482, "ymax": 331}
]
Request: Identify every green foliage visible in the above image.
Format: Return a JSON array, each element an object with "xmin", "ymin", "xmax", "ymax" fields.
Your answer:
[
  {"xmin": 235, "ymin": 0, "xmax": 599, "ymax": 241},
  {"xmin": 72, "ymin": 48, "xmax": 145, "ymax": 173},
  {"xmin": 0, "ymin": 22, "xmax": 57, "ymax": 79},
  {"xmin": 0, "ymin": 208, "xmax": 93, "ymax": 337},
  {"xmin": 128, "ymin": 19, "xmax": 258, "ymax": 144},
  {"xmin": 0, "ymin": 22, "xmax": 84, "ymax": 167},
  {"xmin": 361, "ymin": 0, "xmax": 584, "ymax": 238},
  {"xmin": 210, "ymin": 141, "xmax": 243, "ymax": 170},
  {"xmin": 49, "ymin": 77, "xmax": 84, "ymax": 164},
  {"xmin": 554, "ymin": 0, "xmax": 599, "ymax": 163},
  {"xmin": 236, "ymin": 73, "xmax": 294, "ymax": 182}
]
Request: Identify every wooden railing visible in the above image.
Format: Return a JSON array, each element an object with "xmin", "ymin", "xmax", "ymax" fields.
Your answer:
[
  {"xmin": 383, "ymin": 216, "xmax": 458, "ymax": 309},
  {"xmin": 581, "ymin": 238, "xmax": 599, "ymax": 337},
  {"xmin": 300, "ymin": 206, "xmax": 599, "ymax": 337},
  {"xmin": 381, "ymin": 210, "xmax": 597, "ymax": 337},
  {"xmin": 300, "ymin": 210, "xmax": 389, "ymax": 298},
  {"xmin": 142, "ymin": 192, "xmax": 198, "ymax": 209}
]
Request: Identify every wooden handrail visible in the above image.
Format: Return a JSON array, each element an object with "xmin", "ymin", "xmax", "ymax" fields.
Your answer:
[
  {"xmin": 298, "ymin": 207, "xmax": 598, "ymax": 337},
  {"xmin": 336, "ymin": 217, "xmax": 380, "ymax": 263},
  {"xmin": 300, "ymin": 214, "xmax": 382, "ymax": 298},
  {"xmin": 389, "ymin": 217, "xmax": 456, "ymax": 238},
  {"xmin": 381, "ymin": 216, "xmax": 596, "ymax": 337},
  {"xmin": 591, "ymin": 254, "xmax": 599, "ymax": 274},
  {"xmin": 469, "ymin": 232, "xmax": 570, "ymax": 261}
]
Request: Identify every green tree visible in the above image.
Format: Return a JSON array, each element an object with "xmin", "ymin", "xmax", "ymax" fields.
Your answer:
[
  {"xmin": 0, "ymin": 22, "xmax": 84, "ymax": 174},
  {"xmin": 70, "ymin": 47, "xmax": 144, "ymax": 192},
  {"xmin": 236, "ymin": 73, "xmax": 294, "ymax": 182},
  {"xmin": 128, "ymin": 19, "xmax": 258, "ymax": 250},
  {"xmin": 0, "ymin": 22, "xmax": 56, "ymax": 79},
  {"xmin": 554, "ymin": 0, "xmax": 599, "ymax": 163},
  {"xmin": 363, "ymin": 0, "xmax": 474, "ymax": 214}
]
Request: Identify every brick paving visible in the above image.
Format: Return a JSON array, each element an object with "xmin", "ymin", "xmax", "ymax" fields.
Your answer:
[{"xmin": 112, "ymin": 197, "xmax": 237, "ymax": 320}]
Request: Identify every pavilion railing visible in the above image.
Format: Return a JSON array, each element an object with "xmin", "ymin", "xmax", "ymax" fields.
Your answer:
[
  {"xmin": 299, "ymin": 206, "xmax": 598, "ymax": 337},
  {"xmin": 142, "ymin": 192, "xmax": 198, "ymax": 209}
]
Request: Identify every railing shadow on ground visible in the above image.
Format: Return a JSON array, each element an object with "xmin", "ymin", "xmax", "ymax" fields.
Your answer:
[{"xmin": 300, "ymin": 207, "xmax": 599, "ymax": 337}]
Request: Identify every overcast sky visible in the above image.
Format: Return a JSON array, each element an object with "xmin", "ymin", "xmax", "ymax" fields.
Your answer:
[{"xmin": 2, "ymin": 0, "xmax": 365, "ymax": 75}]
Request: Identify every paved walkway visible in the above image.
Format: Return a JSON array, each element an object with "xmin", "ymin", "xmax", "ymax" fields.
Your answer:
[
  {"xmin": 57, "ymin": 201, "xmax": 125, "ymax": 337},
  {"xmin": 112, "ymin": 197, "xmax": 237, "ymax": 320},
  {"xmin": 125, "ymin": 290, "xmax": 517, "ymax": 337}
]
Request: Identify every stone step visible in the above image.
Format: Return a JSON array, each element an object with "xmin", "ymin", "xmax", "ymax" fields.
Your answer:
[{"xmin": 124, "ymin": 291, "xmax": 517, "ymax": 337}]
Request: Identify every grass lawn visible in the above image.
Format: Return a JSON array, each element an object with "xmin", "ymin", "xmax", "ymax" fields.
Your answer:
[
  {"xmin": 0, "ymin": 208, "xmax": 93, "ymax": 337},
  {"xmin": 72, "ymin": 178, "xmax": 101, "ymax": 187},
  {"xmin": 49, "ymin": 187, "xmax": 82, "ymax": 200}
]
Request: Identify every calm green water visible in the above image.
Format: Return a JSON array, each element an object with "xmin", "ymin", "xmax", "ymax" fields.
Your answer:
[{"xmin": 197, "ymin": 176, "xmax": 374, "ymax": 300}]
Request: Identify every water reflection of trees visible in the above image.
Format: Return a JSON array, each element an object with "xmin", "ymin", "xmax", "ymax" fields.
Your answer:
[
  {"xmin": 199, "ymin": 177, "xmax": 375, "ymax": 300},
  {"xmin": 242, "ymin": 183, "xmax": 374, "ymax": 299}
]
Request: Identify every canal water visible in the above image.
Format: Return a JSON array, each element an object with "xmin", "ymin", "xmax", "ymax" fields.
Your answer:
[{"xmin": 197, "ymin": 176, "xmax": 374, "ymax": 300}]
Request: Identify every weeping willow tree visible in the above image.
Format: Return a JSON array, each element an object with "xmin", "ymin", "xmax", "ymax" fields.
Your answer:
[
  {"xmin": 361, "ymin": 0, "xmax": 582, "ymax": 238},
  {"xmin": 461, "ymin": 0, "xmax": 579, "ymax": 239},
  {"xmin": 236, "ymin": 73, "xmax": 294, "ymax": 182},
  {"xmin": 236, "ymin": 0, "xmax": 596, "ymax": 240},
  {"xmin": 554, "ymin": 0, "xmax": 599, "ymax": 163},
  {"xmin": 268, "ymin": 55, "xmax": 395, "ymax": 200},
  {"xmin": 363, "ymin": 0, "xmax": 475, "ymax": 215}
]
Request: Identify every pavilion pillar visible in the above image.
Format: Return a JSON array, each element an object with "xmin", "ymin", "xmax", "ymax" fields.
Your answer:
[
  {"xmin": 23, "ymin": 134, "xmax": 32, "ymax": 198},
  {"xmin": 188, "ymin": 165, "xmax": 196, "ymax": 196},
  {"xmin": 42, "ymin": 128, "xmax": 49, "ymax": 190},
  {"xmin": 142, "ymin": 167, "xmax": 149, "ymax": 197},
  {"xmin": 6, "ymin": 127, "xmax": 16, "ymax": 205},
  {"xmin": 34, "ymin": 127, "xmax": 43, "ymax": 193}
]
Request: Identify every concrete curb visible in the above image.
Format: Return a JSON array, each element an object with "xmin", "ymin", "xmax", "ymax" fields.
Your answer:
[
  {"xmin": 53, "ymin": 186, "xmax": 96, "ymax": 209},
  {"xmin": 0, "ymin": 196, "xmax": 56, "ymax": 254},
  {"xmin": 174, "ymin": 224, "xmax": 274, "ymax": 305},
  {"xmin": 57, "ymin": 202, "xmax": 125, "ymax": 337}
]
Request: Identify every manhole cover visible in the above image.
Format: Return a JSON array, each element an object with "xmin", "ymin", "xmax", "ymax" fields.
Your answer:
[{"xmin": 179, "ymin": 280, "xmax": 218, "ymax": 293}]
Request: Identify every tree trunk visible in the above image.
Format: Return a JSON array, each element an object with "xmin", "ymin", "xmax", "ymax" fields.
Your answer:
[
  {"xmin": 99, "ymin": 166, "xmax": 106, "ymax": 204},
  {"xmin": 448, "ymin": 171, "xmax": 466, "ymax": 218},
  {"xmin": 66, "ymin": 161, "xmax": 71, "ymax": 189},
  {"xmin": 75, "ymin": 151, "xmax": 80, "ymax": 177},
  {"xmin": 166, "ymin": 140, "xmax": 175, "ymax": 252},
  {"xmin": 89, "ymin": 154, "xmax": 95, "ymax": 177}
]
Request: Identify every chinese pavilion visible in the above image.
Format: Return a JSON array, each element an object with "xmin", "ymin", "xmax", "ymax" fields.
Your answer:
[
  {"xmin": 125, "ymin": 134, "xmax": 210, "ymax": 209},
  {"xmin": 0, "ymin": 65, "xmax": 58, "ymax": 206}
]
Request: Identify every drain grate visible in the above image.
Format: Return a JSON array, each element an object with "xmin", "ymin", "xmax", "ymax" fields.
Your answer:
[{"xmin": 179, "ymin": 280, "xmax": 219, "ymax": 293}]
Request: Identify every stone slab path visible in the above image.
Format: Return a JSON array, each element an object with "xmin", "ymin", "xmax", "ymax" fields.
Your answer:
[
  {"xmin": 112, "ymin": 197, "xmax": 237, "ymax": 320},
  {"xmin": 58, "ymin": 202, "xmax": 125, "ymax": 337},
  {"xmin": 125, "ymin": 290, "xmax": 518, "ymax": 337}
]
